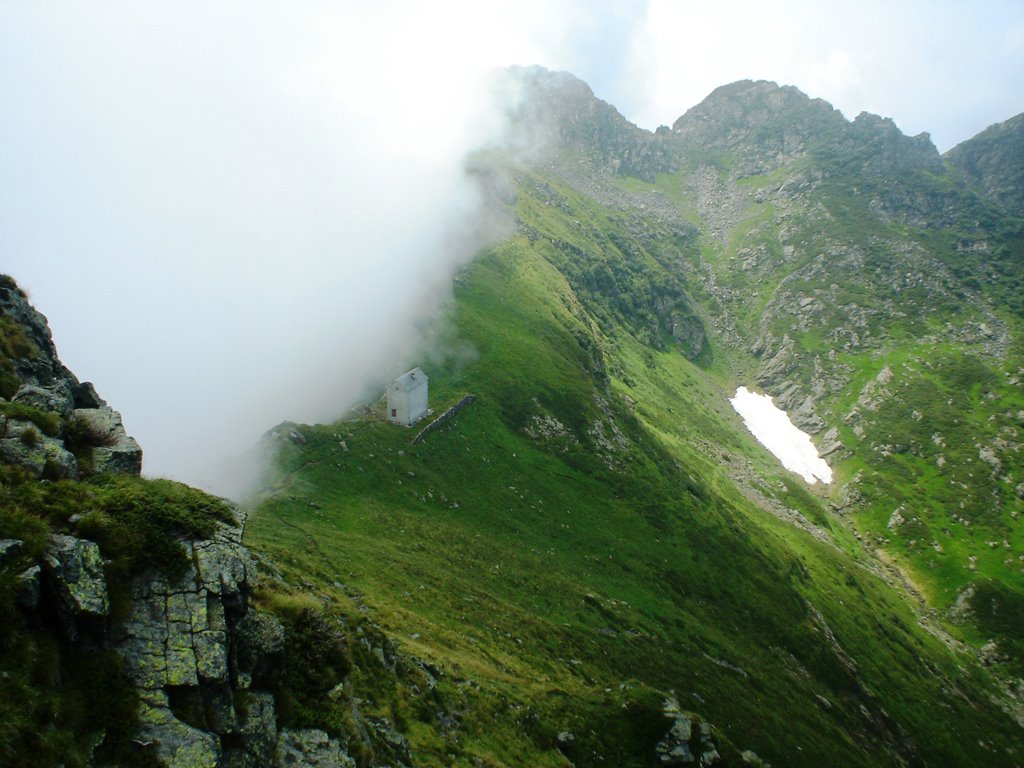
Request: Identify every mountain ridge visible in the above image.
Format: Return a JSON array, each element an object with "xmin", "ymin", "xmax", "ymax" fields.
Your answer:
[
  {"xmin": 2, "ymin": 68, "xmax": 1023, "ymax": 767},
  {"xmin": 945, "ymin": 111, "xmax": 1024, "ymax": 216},
  {"xmin": 244, "ymin": 68, "xmax": 1024, "ymax": 765}
]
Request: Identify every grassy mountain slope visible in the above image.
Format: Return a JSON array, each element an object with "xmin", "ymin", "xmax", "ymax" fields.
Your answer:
[
  {"xmin": 645, "ymin": 79, "xmax": 1024, "ymax": 674},
  {"xmin": 245, "ymin": 102, "xmax": 1024, "ymax": 764}
]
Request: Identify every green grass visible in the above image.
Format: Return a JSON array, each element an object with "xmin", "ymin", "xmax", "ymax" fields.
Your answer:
[
  {"xmin": 624, "ymin": 122, "xmax": 1024, "ymax": 665},
  {"xmin": 246, "ymin": 217, "xmax": 1023, "ymax": 766},
  {"xmin": 0, "ymin": 400, "xmax": 61, "ymax": 436}
]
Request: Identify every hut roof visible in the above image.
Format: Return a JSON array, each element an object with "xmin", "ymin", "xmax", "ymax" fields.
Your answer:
[{"xmin": 392, "ymin": 367, "xmax": 428, "ymax": 393}]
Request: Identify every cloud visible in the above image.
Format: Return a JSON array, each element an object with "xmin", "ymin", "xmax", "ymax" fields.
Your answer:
[
  {"xmin": 0, "ymin": 1, "xmax": 589, "ymax": 494},
  {"xmin": 2, "ymin": 1, "xmax": 1021, "ymax": 496},
  {"xmin": 619, "ymin": 0, "xmax": 1024, "ymax": 150}
]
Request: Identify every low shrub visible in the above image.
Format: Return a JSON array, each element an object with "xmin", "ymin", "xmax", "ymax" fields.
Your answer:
[{"xmin": 18, "ymin": 426, "xmax": 40, "ymax": 447}]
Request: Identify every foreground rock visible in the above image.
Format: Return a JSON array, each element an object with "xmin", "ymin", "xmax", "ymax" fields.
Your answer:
[
  {"xmin": 21, "ymin": 505, "xmax": 360, "ymax": 768},
  {"xmin": 0, "ymin": 275, "xmax": 142, "ymax": 479},
  {"xmin": 43, "ymin": 534, "xmax": 110, "ymax": 639}
]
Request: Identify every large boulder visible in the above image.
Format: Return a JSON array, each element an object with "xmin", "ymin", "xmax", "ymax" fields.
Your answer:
[
  {"xmin": 235, "ymin": 611, "xmax": 286, "ymax": 689},
  {"xmin": 112, "ymin": 524, "xmax": 286, "ymax": 764},
  {"xmin": 138, "ymin": 689, "xmax": 222, "ymax": 768},
  {"xmin": 72, "ymin": 405, "xmax": 143, "ymax": 475},
  {"xmin": 43, "ymin": 534, "xmax": 110, "ymax": 616},
  {"xmin": 13, "ymin": 381, "xmax": 75, "ymax": 420},
  {"xmin": 115, "ymin": 535, "xmax": 253, "ymax": 690},
  {"xmin": 0, "ymin": 538, "xmax": 24, "ymax": 566},
  {"xmin": 276, "ymin": 729, "xmax": 355, "ymax": 768},
  {"xmin": 0, "ymin": 419, "xmax": 78, "ymax": 479},
  {"xmin": 221, "ymin": 691, "xmax": 278, "ymax": 768},
  {"xmin": 43, "ymin": 534, "xmax": 110, "ymax": 638}
]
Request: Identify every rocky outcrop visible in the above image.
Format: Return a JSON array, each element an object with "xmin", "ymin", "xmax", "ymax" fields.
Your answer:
[
  {"xmin": 72, "ymin": 405, "xmax": 143, "ymax": 475},
  {"xmin": 19, "ymin": 505, "xmax": 359, "ymax": 768},
  {"xmin": 115, "ymin": 532, "xmax": 253, "ymax": 691},
  {"xmin": 276, "ymin": 729, "xmax": 355, "ymax": 768},
  {"xmin": 43, "ymin": 534, "xmax": 110, "ymax": 639},
  {"xmin": 672, "ymin": 80, "xmax": 845, "ymax": 177},
  {"xmin": 0, "ymin": 275, "xmax": 72, "ymax": 390},
  {"xmin": 0, "ymin": 414, "xmax": 78, "ymax": 479},
  {"xmin": 655, "ymin": 697, "xmax": 734, "ymax": 767},
  {"xmin": 112, "ymin": 514, "xmax": 296, "ymax": 768},
  {"xmin": 0, "ymin": 277, "xmax": 365, "ymax": 766},
  {"xmin": 0, "ymin": 274, "xmax": 142, "ymax": 479}
]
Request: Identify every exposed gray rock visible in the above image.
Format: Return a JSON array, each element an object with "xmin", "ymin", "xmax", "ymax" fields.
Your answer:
[
  {"xmin": 115, "ymin": 535, "xmax": 254, "ymax": 690},
  {"xmin": 0, "ymin": 277, "xmax": 377, "ymax": 768},
  {"xmin": 222, "ymin": 691, "xmax": 278, "ymax": 768},
  {"xmin": 0, "ymin": 277, "xmax": 138, "ymax": 478},
  {"xmin": 789, "ymin": 394, "xmax": 825, "ymax": 432},
  {"xmin": 73, "ymin": 405, "xmax": 143, "ymax": 475},
  {"xmin": 235, "ymin": 611, "xmax": 286, "ymax": 684},
  {"xmin": 655, "ymin": 712, "xmax": 696, "ymax": 765},
  {"xmin": 0, "ymin": 537, "xmax": 23, "ymax": 566},
  {"xmin": 200, "ymin": 683, "xmax": 241, "ymax": 734},
  {"xmin": 109, "ymin": 517, "xmax": 296, "ymax": 767},
  {"xmin": 73, "ymin": 380, "xmax": 105, "ymax": 409},
  {"xmin": 656, "ymin": 697, "xmax": 725, "ymax": 767},
  {"xmin": 0, "ymin": 421, "xmax": 77, "ymax": 479},
  {"xmin": 16, "ymin": 564, "xmax": 42, "ymax": 609},
  {"xmin": 194, "ymin": 535, "xmax": 252, "ymax": 598},
  {"xmin": 0, "ymin": 276, "xmax": 76, "ymax": 388},
  {"xmin": 670, "ymin": 313, "xmax": 707, "ymax": 359},
  {"xmin": 44, "ymin": 439, "xmax": 79, "ymax": 478},
  {"xmin": 367, "ymin": 716, "xmax": 412, "ymax": 764},
  {"xmin": 1, "ymin": 277, "xmax": 308, "ymax": 768},
  {"xmin": 13, "ymin": 381, "xmax": 74, "ymax": 420},
  {"xmin": 945, "ymin": 112, "xmax": 1024, "ymax": 216},
  {"xmin": 276, "ymin": 728, "xmax": 355, "ymax": 768},
  {"xmin": 139, "ymin": 689, "xmax": 222, "ymax": 768},
  {"xmin": 657, "ymin": 712, "xmax": 695, "ymax": 765},
  {"xmin": 43, "ymin": 534, "xmax": 109, "ymax": 634}
]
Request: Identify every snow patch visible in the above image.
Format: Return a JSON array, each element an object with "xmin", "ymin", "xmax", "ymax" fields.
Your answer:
[{"xmin": 730, "ymin": 386, "xmax": 832, "ymax": 484}]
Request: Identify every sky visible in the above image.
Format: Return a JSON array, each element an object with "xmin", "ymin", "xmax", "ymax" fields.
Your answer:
[{"xmin": 2, "ymin": 1, "xmax": 1021, "ymax": 493}]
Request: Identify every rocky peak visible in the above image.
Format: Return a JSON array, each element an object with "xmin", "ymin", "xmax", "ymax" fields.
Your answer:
[
  {"xmin": 501, "ymin": 65, "xmax": 677, "ymax": 181},
  {"xmin": 0, "ymin": 275, "xmax": 72, "ymax": 391},
  {"xmin": 672, "ymin": 79, "xmax": 840, "ymax": 133},
  {"xmin": 945, "ymin": 112, "xmax": 1024, "ymax": 216},
  {"xmin": 670, "ymin": 79, "xmax": 946, "ymax": 181},
  {"xmin": 837, "ymin": 111, "xmax": 943, "ymax": 176},
  {"xmin": 671, "ymin": 80, "xmax": 845, "ymax": 174}
]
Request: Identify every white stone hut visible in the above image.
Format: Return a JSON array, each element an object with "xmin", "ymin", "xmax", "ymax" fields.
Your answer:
[{"xmin": 386, "ymin": 367, "xmax": 429, "ymax": 426}]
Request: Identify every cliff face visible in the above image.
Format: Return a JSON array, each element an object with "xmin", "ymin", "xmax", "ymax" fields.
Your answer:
[{"xmin": 0, "ymin": 276, "xmax": 357, "ymax": 767}]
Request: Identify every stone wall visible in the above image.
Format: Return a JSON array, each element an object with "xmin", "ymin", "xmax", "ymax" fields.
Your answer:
[{"xmin": 411, "ymin": 395, "xmax": 475, "ymax": 445}]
